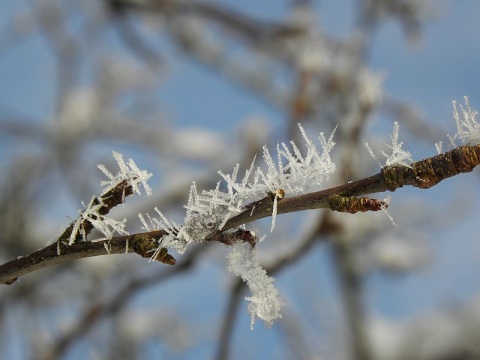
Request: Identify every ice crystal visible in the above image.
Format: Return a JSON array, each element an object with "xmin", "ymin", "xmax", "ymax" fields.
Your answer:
[
  {"xmin": 67, "ymin": 152, "xmax": 153, "ymax": 246},
  {"xmin": 68, "ymin": 196, "xmax": 128, "ymax": 245},
  {"xmin": 138, "ymin": 208, "xmax": 188, "ymax": 255},
  {"xmin": 227, "ymin": 241, "xmax": 285, "ymax": 329},
  {"xmin": 448, "ymin": 96, "xmax": 480, "ymax": 146},
  {"xmin": 380, "ymin": 197, "xmax": 396, "ymax": 227},
  {"xmin": 97, "ymin": 151, "xmax": 153, "ymax": 197},
  {"xmin": 365, "ymin": 122, "xmax": 413, "ymax": 168}
]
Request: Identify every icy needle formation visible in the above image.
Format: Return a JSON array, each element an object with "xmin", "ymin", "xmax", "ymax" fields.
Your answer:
[
  {"xmin": 365, "ymin": 121, "xmax": 413, "ymax": 169},
  {"xmin": 449, "ymin": 96, "xmax": 480, "ymax": 146},
  {"xmin": 148, "ymin": 123, "xmax": 337, "ymax": 254},
  {"xmin": 67, "ymin": 152, "xmax": 153, "ymax": 246}
]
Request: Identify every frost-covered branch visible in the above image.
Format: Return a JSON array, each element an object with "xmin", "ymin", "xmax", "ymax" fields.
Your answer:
[
  {"xmin": 57, "ymin": 151, "xmax": 153, "ymax": 247},
  {"xmin": 2, "ymin": 98, "xmax": 480, "ymax": 332},
  {"xmin": 56, "ymin": 179, "xmax": 133, "ymax": 246},
  {"xmin": 145, "ymin": 124, "xmax": 337, "ymax": 258},
  {"xmin": 2, "ymin": 143, "xmax": 479, "ymax": 286}
]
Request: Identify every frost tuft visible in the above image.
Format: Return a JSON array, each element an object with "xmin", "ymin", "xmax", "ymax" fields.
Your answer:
[
  {"xmin": 365, "ymin": 122, "xmax": 413, "ymax": 169},
  {"xmin": 448, "ymin": 96, "xmax": 480, "ymax": 146},
  {"xmin": 98, "ymin": 151, "xmax": 153, "ymax": 197},
  {"xmin": 227, "ymin": 241, "xmax": 285, "ymax": 329},
  {"xmin": 67, "ymin": 152, "xmax": 152, "ymax": 245},
  {"xmin": 147, "ymin": 123, "xmax": 336, "ymax": 252},
  {"xmin": 69, "ymin": 197, "xmax": 128, "ymax": 245},
  {"xmin": 139, "ymin": 208, "xmax": 190, "ymax": 255}
]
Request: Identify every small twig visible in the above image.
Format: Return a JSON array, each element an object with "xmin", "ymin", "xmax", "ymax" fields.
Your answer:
[
  {"xmin": 107, "ymin": 0, "xmax": 304, "ymax": 42},
  {"xmin": 42, "ymin": 244, "xmax": 206, "ymax": 360},
  {"xmin": 382, "ymin": 145, "xmax": 480, "ymax": 190},
  {"xmin": 216, "ymin": 173, "xmax": 386, "ymax": 232},
  {"xmin": 214, "ymin": 277, "xmax": 244, "ymax": 360}
]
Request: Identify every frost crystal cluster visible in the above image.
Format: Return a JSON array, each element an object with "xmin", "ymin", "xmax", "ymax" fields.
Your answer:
[
  {"xmin": 227, "ymin": 241, "xmax": 285, "ymax": 329},
  {"xmin": 69, "ymin": 196, "xmax": 129, "ymax": 245},
  {"xmin": 97, "ymin": 151, "xmax": 153, "ymax": 197},
  {"xmin": 149, "ymin": 123, "xmax": 337, "ymax": 254},
  {"xmin": 449, "ymin": 96, "xmax": 480, "ymax": 146},
  {"xmin": 365, "ymin": 122, "xmax": 413, "ymax": 169},
  {"xmin": 69, "ymin": 152, "xmax": 152, "ymax": 245}
]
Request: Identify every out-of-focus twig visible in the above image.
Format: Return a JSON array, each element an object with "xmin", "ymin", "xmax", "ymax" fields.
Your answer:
[{"xmin": 40, "ymin": 244, "xmax": 207, "ymax": 360}]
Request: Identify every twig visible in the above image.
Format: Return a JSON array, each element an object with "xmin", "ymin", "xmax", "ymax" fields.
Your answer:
[
  {"xmin": 1, "ymin": 144, "xmax": 479, "ymax": 285},
  {"xmin": 214, "ymin": 278, "xmax": 244, "ymax": 360},
  {"xmin": 220, "ymin": 144, "xmax": 480, "ymax": 231},
  {"xmin": 58, "ymin": 179, "xmax": 134, "ymax": 245},
  {"xmin": 0, "ymin": 231, "xmax": 167, "ymax": 285},
  {"xmin": 107, "ymin": 0, "xmax": 303, "ymax": 42}
]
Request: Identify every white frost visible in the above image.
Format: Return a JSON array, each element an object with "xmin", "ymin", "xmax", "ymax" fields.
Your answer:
[
  {"xmin": 449, "ymin": 96, "xmax": 480, "ymax": 146},
  {"xmin": 67, "ymin": 152, "xmax": 153, "ymax": 246},
  {"xmin": 365, "ymin": 122, "xmax": 413, "ymax": 169},
  {"xmin": 68, "ymin": 196, "xmax": 128, "ymax": 245},
  {"xmin": 146, "ymin": 123, "xmax": 337, "ymax": 252},
  {"xmin": 227, "ymin": 241, "xmax": 285, "ymax": 329},
  {"xmin": 98, "ymin": 151, "xmax": 153, "ymax": 197}
]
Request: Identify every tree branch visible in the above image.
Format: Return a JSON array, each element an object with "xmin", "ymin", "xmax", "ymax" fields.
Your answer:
[
  {"xmin": 0, "ymin": 231, "xmax": 168, "ymax": 285},
  {"xmin": 219, "ymin": 144, "xmax": 480, "ymax": 231},
  {"xmin": 1, "ymin": 144, "xmax": 479, "ymax": 285}
]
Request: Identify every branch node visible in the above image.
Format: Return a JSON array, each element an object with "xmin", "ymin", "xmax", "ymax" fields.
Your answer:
[
  {"xmin": 328, "ymin": 194, "xmax": 386, "ymax": 214},
  {"xmin": 130, "ymin": 235, "xmax": 176, "ymax": 265},
  {"xmin": 382, "ymin": 145, "xmax": 480, "ymax": 190}
]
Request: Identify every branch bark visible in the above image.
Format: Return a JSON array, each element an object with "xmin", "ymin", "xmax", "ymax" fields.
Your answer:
[{"xmin": 0, "ymin": 231, "xmax": 167, "ymax": 285}]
